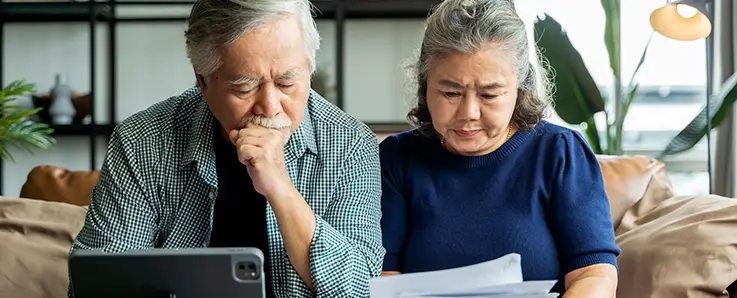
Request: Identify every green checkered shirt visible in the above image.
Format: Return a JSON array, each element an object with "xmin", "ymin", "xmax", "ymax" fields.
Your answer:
[{"xmin": 68, "ymin": 87, "xmax": 386, "ymax": 297}]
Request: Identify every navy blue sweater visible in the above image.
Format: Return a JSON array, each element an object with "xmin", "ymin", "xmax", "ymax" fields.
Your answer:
[{"xmin": 379, "ymin": 121, "xmax": 621, "ymax": 294}]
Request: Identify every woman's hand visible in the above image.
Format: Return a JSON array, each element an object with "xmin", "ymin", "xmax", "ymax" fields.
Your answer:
[{"xmin": 562, "ymin": 263, "xmax": 618, "ymax": 298}]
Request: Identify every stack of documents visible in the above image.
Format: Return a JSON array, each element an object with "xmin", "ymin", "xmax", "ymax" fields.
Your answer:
[{"xmin": 369, "ymin": 253, "xmax": 559, "ymax": 298}]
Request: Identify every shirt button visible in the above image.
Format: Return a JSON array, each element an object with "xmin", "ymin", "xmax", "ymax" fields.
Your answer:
[{"xmin": 208, "ymin": 191, "xmax": 215, "ymax": 199}]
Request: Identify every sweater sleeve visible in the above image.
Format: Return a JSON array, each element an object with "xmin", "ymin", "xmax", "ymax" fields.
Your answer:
[
  {"xmin": 378, "ymin": 135, "xmax": 409, "ymax": 272},
  {"xmin": 549, "ymin": 130, "xmax": 622, "ymax": 275}
]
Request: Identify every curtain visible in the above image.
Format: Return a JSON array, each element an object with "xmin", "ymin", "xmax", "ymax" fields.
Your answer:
[{"xmin": 712, "ymin": 0, "xmax": 736, "ymax": 197}]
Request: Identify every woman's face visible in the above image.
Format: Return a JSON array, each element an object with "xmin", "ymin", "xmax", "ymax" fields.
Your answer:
[{"xmin": 426, "ymin": 43, "xmax": 519, "ymax": 156}]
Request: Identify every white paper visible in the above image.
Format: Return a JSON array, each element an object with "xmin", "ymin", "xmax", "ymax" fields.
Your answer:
[
  {"xmin": 400, "ymin": 280, "xmax": 558, "ymax": 297},
  {"xmin": 369, "ymin": 253, "xmax": 559, "ymax": 298},
  {"xmin": 406, "ymin": 294, "xmax": 559, "ymax": 298}
]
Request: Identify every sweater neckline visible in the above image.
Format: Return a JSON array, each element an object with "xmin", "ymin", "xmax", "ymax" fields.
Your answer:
[{"xmin": 431, "ymin": 127, "xmax": 532, "ymax": 168}]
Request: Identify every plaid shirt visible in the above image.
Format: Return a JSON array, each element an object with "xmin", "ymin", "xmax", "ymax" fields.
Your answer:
[{"xmin": 68, "ymin": 87, "xmax": 386, "ymax": 297}]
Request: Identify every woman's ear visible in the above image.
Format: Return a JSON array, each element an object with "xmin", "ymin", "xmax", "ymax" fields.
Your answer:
[
  {"xmin": 195, "ymin": 74, "xmax": 207, "ymax": 89},
  {"xmin": 193, "ymin": 65, "xmax": 207, "ymax": 90}
]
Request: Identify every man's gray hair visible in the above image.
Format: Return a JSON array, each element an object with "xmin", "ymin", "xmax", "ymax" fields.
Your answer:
[
  {"xmin": 407, "ymin": 0, "xmax": 552, "ymax": 133},
  {"xmin": 184, "ymin": 0, "xmax": 321, "ymax": 79}
]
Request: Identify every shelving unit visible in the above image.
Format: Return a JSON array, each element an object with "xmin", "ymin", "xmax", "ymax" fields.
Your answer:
[{"xmin": 0, "ymin": 0, "xmax": 437, "ymax": 194}]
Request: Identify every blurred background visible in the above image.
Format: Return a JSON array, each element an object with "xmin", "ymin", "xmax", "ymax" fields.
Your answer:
[{"xmin": 0, "ymin": 0, "xmax": 731, "ymax": 197}]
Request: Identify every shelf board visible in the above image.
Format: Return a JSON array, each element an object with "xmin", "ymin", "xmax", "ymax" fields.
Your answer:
[
  {"xmin": 112, "ymin": 1, "xmax": 338, "ymax": 21},
  {"xmin": 341, "ymin": 0, "xmax": 441, "ymax": 19},
  {"xmin": 0, "ymin": 0, "xmax": 437, "ymax": 23},
  {"xmin": 309, "ymin": 0, "xmax": 440, "ymax": 19},
  {"xmin": 310, "ymin": 0, "xmax": 335, "ymax": 19},
  {"xmin": 48, "ymin": 123, "xmax": 116, "ymax": 136},
  {"xmin": 0, "ymin": 2, "xmax": 114, "ymax": 23}
]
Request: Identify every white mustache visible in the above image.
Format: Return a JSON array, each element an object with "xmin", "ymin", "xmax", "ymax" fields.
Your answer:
[{"xmin": 240, "ymin": 115, "xmax": 292, "ymax": 129}]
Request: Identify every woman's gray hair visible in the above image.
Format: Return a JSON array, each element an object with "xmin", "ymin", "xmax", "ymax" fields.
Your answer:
[
  {"xmin": 407, "ymin": 0, "xmax": 552, "ymax": 133},
  {"xmin": 184, "ymin": 0, "xmax": 321, "ymax": 79}
]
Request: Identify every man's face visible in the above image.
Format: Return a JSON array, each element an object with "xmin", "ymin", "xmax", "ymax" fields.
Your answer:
[{"xmin": 197, "ymin": 16, "xmax": 311, "ymax": 143}]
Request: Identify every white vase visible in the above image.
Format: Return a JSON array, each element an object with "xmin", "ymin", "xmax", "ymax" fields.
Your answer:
[{"xmin": 48, "ymin": 73, "xmax": 75, "ymax": 125}]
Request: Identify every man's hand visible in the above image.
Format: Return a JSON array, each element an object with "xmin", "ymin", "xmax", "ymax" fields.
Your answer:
[
  {"xmin": 230, "ymin": 123, "xmax": 294, "ymax": 200},
  {"xmin": 230, "ymin": 122, "xmax": 318, "ymax": 289}
]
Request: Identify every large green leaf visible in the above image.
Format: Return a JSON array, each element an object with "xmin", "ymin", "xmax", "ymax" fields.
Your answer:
[
  {"xmin": 584, "ymin": 117, "xmax": 603, "ymax": 154},
  {"xmin": 658, "ymin": 71, "xmax": 737, "ymax": 158},
  {"xmin": 534, "ymin": 14, "xmax": 606, "ymax": 124},
  {"xmin": 601, "ymin": 0, "xmax": 621, "ymax": 81}
]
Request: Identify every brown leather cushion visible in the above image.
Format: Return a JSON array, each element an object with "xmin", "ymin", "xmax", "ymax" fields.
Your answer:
[
  {"xmin": 20, "ymin": 165, "xmax": 100, "ymax": 207},
  {"xmin": 0, "ymin": 197, "xmax": 87, "ymax": 298},
  {"xmin": 596, "ymin": 155, "xmax": 670, "ymax": 229}
]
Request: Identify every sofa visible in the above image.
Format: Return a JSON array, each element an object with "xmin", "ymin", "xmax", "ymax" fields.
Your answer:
[{"xmin": 1, "ymin": 155, "xmax": 737, "ymax": 298}]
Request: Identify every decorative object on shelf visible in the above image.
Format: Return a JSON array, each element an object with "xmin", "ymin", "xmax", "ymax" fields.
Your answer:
[
  {"xmin": 532, "ymin": 0, "xmax": 736, "ymax": 158},
  {"xmin": 31, "ymin": 91, "xmax": 91, "ymax": 125},
  {"xmin": 0, "ymin": 80, "xmax": 56, "ymax": 162},
  {"xmin": 311, "ymin": 69, "xmax": 336, "ymax": 105},
  {"xmin": 48, "ymin": 73, "xmax": 76, "ymax": 125}
]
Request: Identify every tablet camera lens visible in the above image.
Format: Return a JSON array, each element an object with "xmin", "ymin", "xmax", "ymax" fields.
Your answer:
[{"xmin": 235, "ymin": 261, "xmax": 259, "ymax": 281}]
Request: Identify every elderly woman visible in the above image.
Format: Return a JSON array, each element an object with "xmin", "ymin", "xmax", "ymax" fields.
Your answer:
[{"xmin": 379, "ymin": 0, "xmax": 620, "ymax": 297}]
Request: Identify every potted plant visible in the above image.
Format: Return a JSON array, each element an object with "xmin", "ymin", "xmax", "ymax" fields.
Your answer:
[
  {"xmin": 533, "ymin": 0, "xmax": 737, "ymax": 158},
  {"xmin": 0, "ymin": 80, "xmax": 56, "ymax": 162}
]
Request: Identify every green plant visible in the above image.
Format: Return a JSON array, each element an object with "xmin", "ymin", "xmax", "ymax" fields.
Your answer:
[
  {"xmin": 533, "ymin": 0, "xmax": 737, "ymax": 158},
  {"xmin": 0, "ymin": 80, "xmax": 56, "ymax": 162}
]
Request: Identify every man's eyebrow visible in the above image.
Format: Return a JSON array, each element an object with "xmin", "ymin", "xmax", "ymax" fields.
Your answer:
[
  {"xmin": 227, "ymin": 76, "xmax": 260, "ymax": 86},
  {"xmin": 277, "ymin": 69, "xmax": 303, "ymax": 80}
]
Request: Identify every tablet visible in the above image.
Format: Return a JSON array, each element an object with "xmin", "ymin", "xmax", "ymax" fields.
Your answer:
[{"xmin": 69, "ymin": 247, "xmax": 266, "ymax": 298}]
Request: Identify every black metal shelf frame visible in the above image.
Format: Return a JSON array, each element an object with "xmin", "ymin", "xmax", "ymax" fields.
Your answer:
[{"xmin": 0, "ymin": 0, "xmax": 438, "ymax": 194}]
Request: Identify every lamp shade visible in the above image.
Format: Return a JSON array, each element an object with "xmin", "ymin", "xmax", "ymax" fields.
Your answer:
[{"xmin": 650, "ymin": 0, "xmax": 712, "ymax": 41}]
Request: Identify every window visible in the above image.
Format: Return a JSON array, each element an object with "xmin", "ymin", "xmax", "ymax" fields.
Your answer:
[{"xmin": 516, "ymin": 0, "xmax": 710, "ymax": 195}]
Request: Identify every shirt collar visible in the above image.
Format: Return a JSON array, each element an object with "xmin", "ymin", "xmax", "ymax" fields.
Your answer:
[
  {"xmin": 284, "ymin": 103, "xmax": 318, "ymax": 163},
  {"xmin": 181, "ymin": 92, "xmax": 218, "ymax": 186}
]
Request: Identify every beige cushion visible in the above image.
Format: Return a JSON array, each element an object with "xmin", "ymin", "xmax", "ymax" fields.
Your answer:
[
  {"xmin": 615, "ymin": 175, "xmax": 737, "ymax": 298},
  {"xmin": 0, "ymin": 197, "xmax": 87, "ymax": 298}
]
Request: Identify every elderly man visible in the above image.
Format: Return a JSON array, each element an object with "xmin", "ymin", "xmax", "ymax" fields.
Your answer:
[{"xmin": 67, "ymin": 0, "xmax": 385, "ymax": 297}]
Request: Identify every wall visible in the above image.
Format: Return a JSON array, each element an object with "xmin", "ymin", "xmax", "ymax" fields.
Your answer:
[
  {"xmin": 2, "ymin": 1, "xmax": 715, "ymax": 196},
  {"xmin": 2, "ymin": 13, "xmax": 426, "ymax": 197}
]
